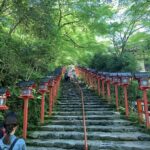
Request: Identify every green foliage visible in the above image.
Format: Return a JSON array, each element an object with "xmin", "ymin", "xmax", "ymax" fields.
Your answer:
[
  {"xmin": 107, "ymin": 0, "xmax": 150, "ymax": 56},
  {"xmin": 90, "ymin": 52, "xmax": 137, "ymax": 72},
  {"xmin": 90, "ymin": 53, "xmax": 110, "ymax": 71},
  {"xmin": 108, "ymin": 53, "xmax": 137, "ymax": 72}
]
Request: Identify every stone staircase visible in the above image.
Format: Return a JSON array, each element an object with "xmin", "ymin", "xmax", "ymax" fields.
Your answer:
[{"xmin": 27, "ymin": 81, "xmax": 150, "ymax": 150}]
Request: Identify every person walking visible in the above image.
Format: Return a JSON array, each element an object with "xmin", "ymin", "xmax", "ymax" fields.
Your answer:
[{"xmin": 0, "ymin": 111, "xmax": 26, "ymax": 150}]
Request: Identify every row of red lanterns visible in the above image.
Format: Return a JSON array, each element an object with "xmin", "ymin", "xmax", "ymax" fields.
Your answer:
[
  {"xmin": 0, "ymin": 67, "xmax": 64, "ymax": 139},
  {"xmin": 76, "ymin": 67, "xmax": 150, "ymax": 128}
]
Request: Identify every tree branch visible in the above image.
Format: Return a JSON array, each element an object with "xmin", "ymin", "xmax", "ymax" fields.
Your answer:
[
  {"xmin": 57, "ymin": 0, "xmax": 62, "ymax": 27},
  {"xmin": 0, "ymin": 0, "xmax": 7, "ymax": 13},
  {"xmin": 131, "ymin": 25, "xmax": 145, "ymax": 34},
  {"xmin": 9, "ymin": 18, "xmax": 23, "ymax": 35},
  {"xmin": 59, "ymin": 20, "xmax": 80, "ymax": 30},
  {"xmin": 63, "ymin": 33, "xmax": 86, "ymax": 48}
]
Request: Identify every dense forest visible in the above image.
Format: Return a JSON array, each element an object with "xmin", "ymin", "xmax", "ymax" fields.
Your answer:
[
  {"xmin": 0, "ymin": 0, "xmax": 150, "ymax": 131},
  {"xmin": 0, "ymin": 0, "xmax": 150, "ymax": 86}
]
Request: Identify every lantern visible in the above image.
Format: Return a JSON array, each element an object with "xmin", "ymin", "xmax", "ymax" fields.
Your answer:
[
  {"xmin": 0, "ymin": 95, "xmax": 6, "ymax": 105},
  {"xmin": 17, "ymin": 81, "xmax": 35, "ymax": 98},
  {"xmin": 134, "ymin": 72, "xmax": 150, "ymax": 90},
  {"xmin": 112, "ymin": 76, "xmax": 120, "ymax": 85},
  {"xmin": 39, "ymin": 78, "xmax": 49, "ymax": 93},
  {"xmin": 0, "ymin": 88, "xmax": 8, "ymax": 110},
  {"xmin": 39, "ymin": 84, "xmax": 47, "ymax": 91},
  {"xmin": 140, "ymin": 78, "xmax": 150, "ymax": 89},
  {"xmin": 119, "ymin": 73, "xmax": 132, "ymax": 86},
  {"xmin": 122, "ymin": 78, "xmax": 129, "ymax": 84},
  {"xmin": 21, "ymin": 87, "xmax": 32, "ymax": 97},
  {"xmin": 16, "ymin": 80, "xmax": 35, "ymax": 139}
]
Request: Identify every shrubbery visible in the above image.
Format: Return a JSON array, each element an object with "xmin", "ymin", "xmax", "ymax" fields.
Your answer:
[{"xmin": 90, "ymin": 52, "xmax": 137, "ymax": 72}]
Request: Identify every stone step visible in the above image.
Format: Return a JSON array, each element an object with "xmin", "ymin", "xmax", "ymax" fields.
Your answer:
[
  {"xmin": 53, "ymin": 111, "xmax": 116, "ymax": 116},
  {"xmin": 50, "ymin": 119, "xmax": 133, "ymax": 126},
  {"xmin": 39, "ymin": 125, "xmax": 140, "ymax": 132},
  {"xmin": 57, "ymin": 102, "xmax": 111, "ymax": 105},
  {"xmin": 29, "ymin": 130, "xmax": 150, "ymax": 141},
  {"xmin": 57, "ymin": 99, "xmax": 107, "ymax": 103},
  {"xmin": 60, "ymin": 99, "xmax": 106, "ymax": 102},
  {"xmin": 57, "ymin": 102, "xmax": 108, "ymax": 105},
  {"xmin": 88, "ymin": 140, "xmax": 150, "ymax": 150},
  {"xmin": 27, "ymin": 147, "xmax": 73, "ymax": 150},
  {"xmin": 57, "ymin": 104, "xmax": 113, "ymax": 109},
  {"xmin": 27, "ymin": 139, "xmax": 150, "ymax": 150},
  {"xmin": 27, "ymin": 139, "xmax": 84, "ymax": 150},
  {"xmin": 58, "ymin": 107, "xmax": 114, "ymax": 111},
  {"xmin": 40, "ymin": 125, "xmax": 83, "ymax": 132},
  {"xmin": 52, "ymin": 115, "xmax": 120, "ymax": 120},
  {"xmin": 58, "ymin": 96, "xmax": 102, "ymax": 99}
]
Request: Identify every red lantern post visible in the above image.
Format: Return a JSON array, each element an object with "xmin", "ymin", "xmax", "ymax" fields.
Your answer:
[
  {"xmin": 97, "ymin": 73, "xmax": 101, "ymax": 96},
  {"xmin": 118, "ymin": 73, "xmax": 132, "ymax": 118},
  {"xmin": 38, "ymin": 78, "xmax": 49, "ymax": 124},
  {"xmin": 48, "ymin": 78, "xmax": 54, "ymax": 116},
  {"xmin": 101, "ymin": 73, "xmax": 106, "ymax": 97},
  {"xmin": 18, "ymin": 81, "xmax": 35, "ymax": 139},
  {"xmin": 86, "ymin": 69, "xmax": 90, "ymax": 88},
  {"xmin": 135, "ymin": 72, "xmax": 150, "ymax": 128},
  {"xmin": 111, "ymin": 73, "xmax": 120, "ymax": 111},
  {"xmin": 106, "ymin": 73, "xmax": 111, "ymax": 100},
  {"xmin": 53, "ymin": 79, "xmax": 57, "ymax": 103}
]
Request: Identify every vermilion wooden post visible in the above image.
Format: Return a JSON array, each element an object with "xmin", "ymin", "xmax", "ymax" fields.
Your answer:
[
  {"xmin": 87, "ymin": 73, "xmax": 89, "ymax": 86},
  {"xmin": 89, "ymin": 74, "xmax": 92, "ymax": 88},
  {"xmin": 123, "ymin": 86, "xmax": 129, "ymax": 117},
  {"xmin": 97, "ymin": 77, "xmax": 101, "ymax": 96},
  {"xmin": 18, "ymin": 81, "xmax": 35, "ymax": 140},
  {"xmin": 134, "ymin": 73, "xmax": 150, "ymax": 128},
  {"xmin": 23, "ymin": 97, "xmax": 29, "ymax": 139},
  {"xmin": 107, "ymin": 82, "xmax": 111, "ymax": 100},
  {"xmin": 49, "ymin": 86, "xmax": 53, "ymax": 116},
  {"xmin": 83, "ymin": 72, "xmax": 86, "ymax": 82},
  {"xmin": 102, "ymin": 80, "xmax": 105, "ymax": 97},
  {"xmin": 115, "ymin": 84, "xmax": 119, "ymax": 111},
  {"xmin": 94, "ymin": 76, "xmax": 97, "ymax": 91},
  {"xmin": 85, "ymin": 72, "xmax": 88, "ymax": 84},
  {"xmin": 91, "ymin": 73, "xmax": 95, "ymax": 90},
  {"xmin": 143, "ymin": 90, "xmax": 150, "ymax": 128},
  {"xmin": 54, "ymin": 79, "xmax": 57, "ymax": 100},
  {"xmin": 39, "ymin": 80, "xmax": 49, "ymax": 124},
  {"xmin": 84, "ymin": 72, "xmax": 86, "ymax": 84},
  {"xmin": 40, "ymin": 93, "xmax": 45, "ymax": 124},
  {"xmin": 53, "ymin": 82, "xmax": 56, "ymax": 107},
  {"xmin": 137, "ymin": 100, "xmax": 144, "ymax": 123}
]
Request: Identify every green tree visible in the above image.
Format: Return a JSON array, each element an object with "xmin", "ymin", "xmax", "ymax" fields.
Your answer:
[{"xmin": 108, "ymin": 0, "xmax": 150, "ymax": 56}]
